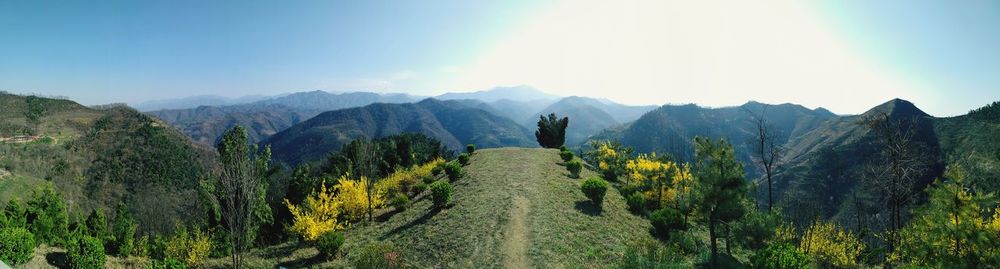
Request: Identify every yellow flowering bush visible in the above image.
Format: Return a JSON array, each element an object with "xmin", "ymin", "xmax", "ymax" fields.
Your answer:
[
  {"xmin": 337, "ymin": 176, "xmax": 385, "ymax": 222},
  {"xmin": 624, "ymin": 153, "xmax": 695, "ymax": 209},
  {"xmin": 375, "ymin": 158, "xmax": 445, "ymax": 195},
  {"xmin": 586, "ymin": 140, "xmax": 633, "ymax": 181},
  {"xmin": 285, "ymin": 181, "xmax": 345, "ymax": 242},
  {"xmin": 164, "ymin": 225, "xmax": 212, "ymax": 267},
  {"xmin": 800, "ymin": 221, "xmax": 864, "ymax": 268}
]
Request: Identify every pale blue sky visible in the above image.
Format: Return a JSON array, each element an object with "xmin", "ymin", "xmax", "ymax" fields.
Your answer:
[{"xmin": 0, "ymin": 0, "xmax": 997, "ymax": 116}]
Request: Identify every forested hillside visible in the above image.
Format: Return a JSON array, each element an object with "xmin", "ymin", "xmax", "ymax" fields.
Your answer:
[{"xmin": 0, "ymin": 93, "xmax": 215, "ymax": 235}]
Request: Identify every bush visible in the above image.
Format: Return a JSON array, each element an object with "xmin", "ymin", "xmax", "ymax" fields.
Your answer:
[
  {"xmin": 390, "ymin": 194, "xmax": 410, "ymax": 211},
  {"xmin": 421, "ymin": 174, "xmax": 435, "ymax": 184},
  {"xmin": 444, "ymin": 162, "xmax": 463, "ymax": 181},
  {"xmin": 749, "ymin": 243, "xmax": 811, "ymax": 269},
  {"xmin": 650, "ymin": 207, "xmax": 686, "ymax": 238},
  {"xmin": 26, "ymin": 185, "xmax": 69, "ymax": 246},
  {"xmin": 560, "ymin": 150, "xmax": 574, "ymax": 162},
  {"xmin": 466, "ymin": 144, "xmax": 476, "ymax": 154},
  {"xmin": 164, "ymin": 225, "xmax": 212, "ymax": 267},
  {"xmin": 68, "ymin": 235, "xmax": 106, "ymax": 269},
  {"xmin": 352, "ymin": 241, "xmax": 402, "ymax": 269},
  {"xmin": 458, "ymin": 153, "xmax": 470, "ymax": 166},
  {"xmin": 430, "ymin": 181, "xmax": 453, "ymax": 208},
  {"xmin": 0, "ymin": 227, "xmax": 36, "ymax": 266},
  {"xmin": 566, "ymin": 160, "xmax": 583, "ymax": 178},
  {"xmin": 626, "ymin": 192, "xmax": 646, "ymax": 214},
  {"xmin": 150, "ymin": 258, "xmax": 187, "ymax": 269},
  {"xmin": 112, "ymin": 202, "xmax": 138, "ymax": 257},
  {"xmin": 412, "ymin": 182, "xmax": 428, "ymax": 194},
  {"xmin": 559, "ymin": 145, "xmax": 569, "ymax": 152},
  {"xmin": 431, "ymin": 165, "xmax": 443, "ymax": 176},
  {"xmin": 316, "ymin": 231, "xmax": 345, "ymax": 259},
  {"xmin": 580, "ymin": 177, "xmax": 608, "ymax": 205}
]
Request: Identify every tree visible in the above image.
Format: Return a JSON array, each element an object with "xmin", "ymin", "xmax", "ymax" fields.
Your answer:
[
  {"xmin": 112, "ymin": 202, "xmax": 137, "ymax": 256},
  {"xmin": 895, "ymin": 164, "xmax": 999, "ymax": 267},
  {"xmin": 860, "ymin": 111, "xmax": 931, "ymax": 258},
  {"xmin": 351, "ymin": 139, "xmax": 383, "ymax": 222},
  {"xmin": 692, "ymin": 137, "xmax": 747, "ymax": 267},
  {"xmin": 26, "ymin": 184, "xmax": 68, "ymax": 246},
  {"xmin": 216, "ymin": 125, "xmax": 272, "ymax": 268},
  {"xmin": 746, "ymin": 106, "xmax": 782, "ymax": 212},
  {"xmin": 535, "ymin": 113, "xmax": 568, "ymax": 148}
]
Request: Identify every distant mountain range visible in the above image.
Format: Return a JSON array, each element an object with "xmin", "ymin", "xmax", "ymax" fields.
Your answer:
[{"xmin": 262, "ymin": 99, "xmax": 535, "ymax": 165}]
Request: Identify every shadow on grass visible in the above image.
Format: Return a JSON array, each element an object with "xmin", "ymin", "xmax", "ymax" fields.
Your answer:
[
  {"xmin": 261, "ymin": 242, "xmax": 303, "ymax": 259},
  {"xmin": 380, "ymin": 204, "xmax": 450, "ymax": 240},
  {"xmin": 45, "ymin": 250, "xmax": 70, "ymax": 269},
  {"xmin": 574, "ymin": 200, "xmax": 603, "ymax": 216},
  {"xmin": 277, "ymin": 253, "xmax": 327, "ymax": 269}
]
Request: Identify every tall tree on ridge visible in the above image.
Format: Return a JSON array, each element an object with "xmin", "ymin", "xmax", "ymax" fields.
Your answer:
[{"xmin": 536, "ymin": 113, "xmax": 568, "ymax": 148}]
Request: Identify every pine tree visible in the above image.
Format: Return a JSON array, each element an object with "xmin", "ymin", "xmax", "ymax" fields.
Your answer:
[
  {"xmin": 535, "ymin": 113, "xmax": 568, "ymax": 148},
  {"xmin": 692, "ymin": 137, "xmax": 747, "ymax": 267}
]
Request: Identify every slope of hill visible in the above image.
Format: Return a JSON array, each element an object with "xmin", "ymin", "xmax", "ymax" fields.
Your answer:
[
  {"xmin": 0, "ymin": 93, "xmax": 215, "ymax": 234},
  {"xmin": 197, "ymin": 148, "xmax": 656, "ymax": 268},
  {"xmin": 591, "ymin": 101, "xmax": 836, "ymax": 178},
  {"xmin": 262, "ymin": 99, "xmax": 535, "ymax": 165},
  {"xmin": 148, "ymin": 91, "xmax": 420, "ymax": 145},
  {"xmin": 148, "ymin": 104, "xmax": 321, "ymax": 145}
]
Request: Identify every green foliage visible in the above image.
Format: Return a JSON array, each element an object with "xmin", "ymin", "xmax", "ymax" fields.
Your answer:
[
  {"xmin": 536, "ymin": 113, "xmax": 569, "ymax": 148},
  {"xmin": 750, "ymin": 243, "xmax": 811, "ymax": 269},
  {"xmin": 566, "ymin": 159, "xmax": 583, "ymax": 178},
  {"xmin": 390, "ymin": 193, "xmax": 410, "ymax": 211},
  {"xmin": 616, "ymin": 239, "xmax": 687, "ymax": 269},
  {"xmin": 68, "ymin": 235, "xmax": 106, "ymax": 269},
  {"xmin": 584, "ymin": 140, "xmax": 634, "ymax": 181},
  {"xmin": 216, "ymin": 125, "xmax": 271, "ymax": 260},
  {"xmin": 85, "ymin": 208, "xmax": 109, "ymax": 239},
  {"xmin": 968, "ymin": 100, "xmax": 1000, "ymax": 123},
  {"xmin": 733, "ymin": 207, "xmax": 783, "ymax": 251},
  {"xmin": 580, "ymin": 177, "xmax": 608, "ymax": 205},
  {"xmin": 112, "ymin": 202, "xmax": 138, "ymax": 257},
  {"xmin": 2, "ymin": 199, "xmax": 28, "ymax": 228},
  {"xmin": 559, "ymin": 150, "xmax": 574, "ymax": 162},
  {"xmin": 322, "ymin": 133, "xmax": 450, "ymax": 180},
  {"xmin": 430, "ymin": 181, "xmax": 453, "ymax": 208},
  {"xmin": 895, "ymin": 164, "xmax": 1000, "ymax": 267},
  {"xmin": 133, "ymin": 235, "xmax": 149, "ymax": 258},
  {"xmin": 444, "ymin": 162, "xmax": 464, "ymax": 181},
  {"xmin": 466, "ymin": 144, "xmax": 476, "ymax": 154},
  {"xmin": 559, "ymin": 145, "xmax": 569, "ymax": 152},
  {"xmin": 650, "ymin": 207, "xmax": 685, "ymax": 238},
  {"xmin": 351, "ymin": 241, "xmax": 403, "ymax": 269},
  {"xmin": 692, "ymin": 136, "xmax": 747, "ymax": 266},
  {"xmin": 26, "ymin": 184, "xmax": 68, "ymax": 246},
  {"xmin": 412, "ymin": 182, "xmax": 428, "ymax": 194},
  {"xmin": 458, "ymin": 153, "xmax": 470, "ymax": 166},
  {"xmin": 0, "ymin": 227, "xmax": 35, "ymax": 265},
  {"xmin": 164, "ymin": 225, "xmax": 213, "ymax": 267},
  {"xmin": 316, "ymin": 231, "xmax": 345, "ymax": 259},
  {"xmin": 24, "ymin": 95, "xmax": 47, "ymax": 125},
  {"xmin": 150, "ymin": 258, "xmax": 187, "ymax": 269},
  {"xmin": 626, "ymin": 192, "xmax": 646, "ymax": 214},
  {"xmin": 431, "ymin": 165, "xmax": 443, "ymax": 176}
]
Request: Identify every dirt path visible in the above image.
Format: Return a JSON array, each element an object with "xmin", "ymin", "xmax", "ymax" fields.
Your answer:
[{"xmin": 503, "ymin": 195, "xmax": 531, "ymax": 269}]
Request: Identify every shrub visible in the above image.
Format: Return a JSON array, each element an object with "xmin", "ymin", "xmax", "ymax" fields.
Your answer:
[
  {"xmin": 560, "ymin": 150, "xmax": 574, "ymax": 162},
  {"xmin": 458, "ymin": 153, "xmax": 470, "ymax": 166},
  {"xmin": 431, "ymin": 165, "xmax": 443, "ymax": 176},
  {"xmin": 566, "ymin": 159, "xmax": 583, "ymax": 178},
  {"xmin": 444, "ymin": 162, "xmax": 463, "ymax": 181},
  {"xmin": 286, "ymin": 181, "xmax": 345, "ymax": 242},
  {"xmin": 133, "ymin": 235, "xmax": 149, "ymax": 258},
  {"xmin": 150, "ymin": 258, "xmax": 187, "ymax": 269},
  {"xmin": 626, "ymin": 192, "xmax": 646, "ymax": 214},
  {"xmin": 535, "ymin": 113, "xmax": 568, "ymax": 148},
  {"xmin": 650, "ymin": 207, "xmax": 686, "ymax": 238},
  {"xmin": 430, "ymin": 181, "xmax": 453, "ymax": 208},
  {"xmin": 26, "ymin": 185, "xmax": 69, "ymax": 246},
  {"xmin": 164, "ymin": 225, "xmax": 212, "ymax": 267},
  {"xmin": 352, "ymin": 241, "xmax": 402, "ymax": 269},
  {"xmin": 580, "ymin": 177, "xmax": 608, "ymax": 205},
  {"xmin": 112, "ymin": 202, "xmax": 138, "ymax": 257},
  {"xmin": 316, "ymin": 231, "xmax": 345, "ymax": 259},
  {"xmin": 749, "ymin": 243, "xmax": 811, "ymax": 269},
  {"xmin": 68, "ymin": 235, "xmax": 106, "ymax": 269},
  {"xmin": 390, "ymin": 194, "xmax": 410, "ymax": 211},
  {"xmin": 336, "ymin": 176, "xmax": 385, "ymax": 222},
  {"xmin": 421, "ymin": 174, "xmax": 435, "ymax": 184},
  {"xmin": 559, "ymin": 145, "xmax": 569, "ymax": 152},
  {"xmin": 412, "ymin": 182, "xmax": 428, "ymax": 194},
  {"xmin": 466, "ymin": 144, "xmax": 476, "ymax": 154},
  {"xmin": 0, "ymin": 227, "xmax": 35, "ymax": 266},
  {"xmin": 2, "ymin": 200, "xmax": 28, "ymax": 228}
]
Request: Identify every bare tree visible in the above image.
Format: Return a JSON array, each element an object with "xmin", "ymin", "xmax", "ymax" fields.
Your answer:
[
  {"xmin": 860, "ymin": 111, "xmax": 930, "ymax": 262},
  {"xmin": 746, "ymin": 106, "xmax": 782, "ymax": 212},
  {"xmin": 352, "ymin": 138, "xmax": 382, "ymax": 222},
  {"xmin": 217, "ymin": 126, "xmax": 270, "ymax": 268}
]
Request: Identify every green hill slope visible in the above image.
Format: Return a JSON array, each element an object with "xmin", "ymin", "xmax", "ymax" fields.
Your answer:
[{"xmin": 344, "ymin": 147, "xmax": 654, "ymax": 268}]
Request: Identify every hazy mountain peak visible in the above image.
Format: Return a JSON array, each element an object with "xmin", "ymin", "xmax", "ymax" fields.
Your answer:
[
  {"xmin": 436, "ymin": 85, "xmax": 558, "ymax": 102},
  {"xmin": 864, "ymin": 98, "xmax": 930, "ymax": 118}
]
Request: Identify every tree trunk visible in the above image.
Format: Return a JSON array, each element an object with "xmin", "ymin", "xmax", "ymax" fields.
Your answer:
[{"xmin": 709, "ymin": 216, "xmax": 718, "ymax": 267}]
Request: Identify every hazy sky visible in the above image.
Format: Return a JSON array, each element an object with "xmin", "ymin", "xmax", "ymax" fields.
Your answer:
[{"xmin": 1, "ymin": 0, "xmax": 997, "ymax": 116}]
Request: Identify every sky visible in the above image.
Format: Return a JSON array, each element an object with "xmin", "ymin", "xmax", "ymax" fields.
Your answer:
[{"xmin": 1, "ymin": 0, "xmax": 997, "ymax": 116}]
